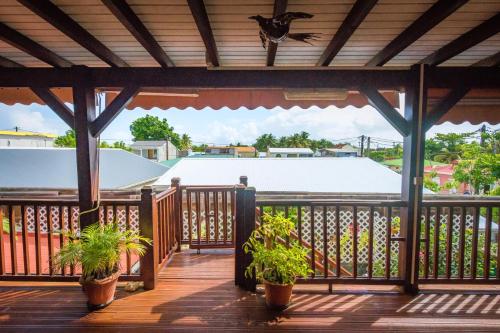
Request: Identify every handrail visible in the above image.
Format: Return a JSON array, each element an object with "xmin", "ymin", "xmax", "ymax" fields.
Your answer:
[
  {"xmin": 155, "ymin": 187, "xmax": 176, "ymax": 201},
  {"xmin": 257, "ymin": 199, "xmax": 407, "ymax": 207}
]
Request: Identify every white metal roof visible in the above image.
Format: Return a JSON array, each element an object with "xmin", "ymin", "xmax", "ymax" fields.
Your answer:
[
  {"xmin": 0, "ymin": 148, "xmax": 168, "ymax": 190},
  {"xmin": 268, "ymin": 148, "xmax": 314, "ymax": 154},
  {"xmin": 130, "ymin": 141, "xmax": 167, "ymax": 149},
  {"xmin": 154, "ymin": 157, "xmax": 415, "ymax": 193}
]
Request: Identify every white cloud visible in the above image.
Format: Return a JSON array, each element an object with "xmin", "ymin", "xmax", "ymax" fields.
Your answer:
[{"xmin": 0, "ymin": 104, "xmax": 67, "ymax": 134}]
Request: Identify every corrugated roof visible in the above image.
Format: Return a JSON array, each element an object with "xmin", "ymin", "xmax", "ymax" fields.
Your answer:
[
  {"xmin": 130, "ymin": 141, "xmax": 167, "ymax": 149},
  {"xmin": 268, "ymin": 148, "xmax": 314, "ymax": 154},
  {"xmin": 0, "ymin": 130, "xmax": 57, "ymax": 139},
  {"xmin": 0, "ymin": 148, "xmax": 168, "ymax": 190},
  {"xmin": 154, "ymin": 157, "xmax": 426, "ymax": 194}
]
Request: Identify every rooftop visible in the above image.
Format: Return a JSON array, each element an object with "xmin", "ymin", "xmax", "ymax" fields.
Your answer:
[
  {"xmin": 268, "ymin": 147, "xmax": 314, "ymax": 154},
  {"xmin": 0, "ymin": 130, "xmax": 57, "ymax": 139},
  {"xmin": 0, "ymin": 148, "xmax": 168, "ymax": 190},
  {"xmin": 130, "ymin": 141, "xmax": 168, "ymax": 149},
  {"xmin": 154, "ymin": 157, "xmax": 421, "ymax": 193}
]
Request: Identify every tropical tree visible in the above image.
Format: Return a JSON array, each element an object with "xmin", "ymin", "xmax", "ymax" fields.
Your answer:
[
  {"xmin": 453, "ymin": 143, "xmax": 499, "ymax": 194},
  {"xmin": 55, "ymin": 130, "xmax": 127, "ymax": 149},
  {"xmin": 179, "ymin": 133, "xmax": 192, "ymax": 151},
  {"xmin": 129, "ymin": 115, "xmax": 181, "ymax": 147},
  {"xmin": 253, "ymin": 133, "xmax": 277, "ymax": 151},
  {"xmin": 429, "ymin": 133, "xmax": 471, "ymax": 163},
  {"xmin": 54, "ymin": 129, "xmax": 76, "ymax": 147}
]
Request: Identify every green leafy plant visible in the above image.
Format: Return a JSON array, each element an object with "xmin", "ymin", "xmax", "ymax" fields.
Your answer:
[
  {"xmin": 2, "ymin": 216, "xmax": 9, "ymax": 234},
  {"xmin": 53, "ymin": 222, "xmax": 151, "ymax": 281},
  {"xmin": 243, "ymin": 213, "xmax": 311, "ymax": 285}
]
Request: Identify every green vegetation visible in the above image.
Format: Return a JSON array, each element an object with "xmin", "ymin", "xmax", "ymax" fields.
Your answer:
[
  {"xmin": 243, "ymin": 214, "xmax": 311, "ymax": 285},
  {"xmin": 53, "ymin": 223, "xmax": 151, "ymax": 281},
  {"xmin": 54, "ymin": 130, "xmax": 131, "ymax": 151},
  {"xmin": 253, "ymin": 131, "xmax": 334, "ymax": 152}
]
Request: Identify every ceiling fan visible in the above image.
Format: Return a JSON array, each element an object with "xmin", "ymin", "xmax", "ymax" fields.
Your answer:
[{"xmin": 249, "ymin": 12, "xmax": 320, "ymax": 49}]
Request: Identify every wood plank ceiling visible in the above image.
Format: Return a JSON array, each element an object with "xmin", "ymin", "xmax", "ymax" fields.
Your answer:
[{"xmin": 0, "ymin": 0, "xmax": 497, "ymax": 68}]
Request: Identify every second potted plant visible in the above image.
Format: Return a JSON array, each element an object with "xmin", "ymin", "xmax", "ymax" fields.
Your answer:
[
  {"xmin": 243, "ymin": 213, "xmax": 311, "ymax": 310},
  {"xmin": 53, "ymin": 222, "xmax": 151, "ymax": 310}
]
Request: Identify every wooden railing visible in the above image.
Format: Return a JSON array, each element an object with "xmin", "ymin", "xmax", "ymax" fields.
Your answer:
[
  {"xmin": 0, "ymin": 196, "xmax": 142, "ymax": 281},
  {"xmin": 238, "ymin": 194, "xmax": 500, "ymax": 289},
  {"xmin": 154, "ymin": 186, "xmax": 179, "ymax": 266},
  {"xmin": 255, "ymin": 198, "xmax": 407, "ymax": 285},
  {"xmin": 419, "ymin": 200, "xmax": 499, "ymax": 283},
  {"xmin": 180, "ymin": 185, "xmax": 237, "ymax": 249}
]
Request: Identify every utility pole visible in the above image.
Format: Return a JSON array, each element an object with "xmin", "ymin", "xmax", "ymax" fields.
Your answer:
[
  {"xmin": 480, "ymin": 124, "xmax": 487, "ymax": 147},
  {"xmin": 360, "ymin": 135, "xmax": 365, "ymax": 157},
  {"xmin": 366, "ymin": 137, "xmax": 371, "ymax": 158}
]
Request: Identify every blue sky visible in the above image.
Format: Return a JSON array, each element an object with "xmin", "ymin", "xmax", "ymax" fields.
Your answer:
[{"xmin": 0, "ymin": 101, "xmax": 496, "ymax": 146}]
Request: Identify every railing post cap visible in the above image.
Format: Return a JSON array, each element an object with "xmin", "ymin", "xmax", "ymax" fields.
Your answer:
[
  {"xmin": 171, "ymin": 177, "xmax": 181, "ymax": 185},
  {"xmin": 141, "ymin": 186, "xmax": 153, "ymax": 193}
]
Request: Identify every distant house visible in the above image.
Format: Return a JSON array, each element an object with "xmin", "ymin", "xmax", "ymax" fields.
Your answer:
[
  {"xmin": 130, "ymin": 140, "xmax": 179, "ymax": 162},
  {"xmin": 204, "ymin": 146, "xmax": 256, "ymax": 158},
  {"xmin": 424, "ymin": 164, "xmax": 468, "ymax": 194},
  {"xmin": 0, "ymin": 148, "xmax": 168, "ymax": 190},
  {"xmin": 0, "ymin": 129, "xmax": 56, "ymax": 148},
  {"xmin": 267, "ymin": 147, "xmax": 314, "ymax": 158},
  {"xmin": 154, "ymin": 157, "xmax": 432, "ymax": 194},
  {"xmin": 319, "ymin": 144, "xmax": 359, "ymax": 157},
  {"xmin": 382, "ymin": 158, "xmax": 446, "ymax": 173}
]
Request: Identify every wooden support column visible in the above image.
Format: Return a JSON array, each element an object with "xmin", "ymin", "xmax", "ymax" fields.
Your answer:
[
  {"xmin": 73, "ymin": 66, "xmax": 99, "ymax": 228},
  {"xmin": 235, "ymin": 185, "xmax": 256, "ymax": 291},
  {"xmin": 171, "ymin": 177, "xmax": 182, "ymax": 252},
  {"xmin": 400, "ymin": 64, "xmax": 427, "ymax": 294},
  {"xmin": 140, "ymin": 187, "xmax": 158, "ymax": 290}
]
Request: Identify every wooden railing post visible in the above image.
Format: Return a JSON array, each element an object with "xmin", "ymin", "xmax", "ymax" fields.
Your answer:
[
  {"xmin": 140, "ymin": 186, "xmax": 159, "ymax": 290},
  {"xmin": 239, "ymin": 175, "xmax": 248, "ymax": 187},
  {"xmin": 235, "ymin": 184, "xmax": 256, "ymax": 291},
  {"xmin": 171, "ymin": 177, "xmax": 182, "ymax": 252}
]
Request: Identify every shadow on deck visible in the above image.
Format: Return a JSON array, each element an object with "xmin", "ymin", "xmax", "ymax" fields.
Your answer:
[{"xmin": 0, "ymin": 249, "xmax": 500, "ymax": 332}]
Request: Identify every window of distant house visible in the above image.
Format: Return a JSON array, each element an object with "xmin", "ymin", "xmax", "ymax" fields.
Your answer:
[
  {"xmin": 276, "ymin": 154, "xmax": 281, "ymax": 157},
  {"xmin": 147, "ymin": 149, "xmax": 157, "ymax": 159}
]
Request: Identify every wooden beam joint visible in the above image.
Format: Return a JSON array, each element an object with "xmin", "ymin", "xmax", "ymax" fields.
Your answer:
[{"xmin": 359, "ymin": 86, "xmax": 410, "ymax": 136}]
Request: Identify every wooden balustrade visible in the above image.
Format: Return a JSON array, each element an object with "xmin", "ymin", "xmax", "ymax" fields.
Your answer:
[
  {"xmin": 419, "ymin": 200, "xmax": 499, "ymax": 283},
  {"xmin": 0, "ymin": 197, "xmax": 142, "ymax": 281},
  {"xmin": 180, "ymin": 185, "xmax": 237, "ymax": 249},
  {"xmin": 255, "ymin": 199, "xmax": 407, "ymax": 285}
]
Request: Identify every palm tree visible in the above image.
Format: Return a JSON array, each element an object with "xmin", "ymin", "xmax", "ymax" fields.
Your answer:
[{"xmin": 179, "ymin": 133, "xmax": 192, "ymax": 151}]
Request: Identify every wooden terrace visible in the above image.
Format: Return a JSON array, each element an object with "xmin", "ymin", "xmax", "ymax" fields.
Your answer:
[
  {"xmin": 0, "ymin": 249, "xmax": 499, "ymax": 332},
  {"xmin": 0, "ymin": 1, "xmax": 500, "ymax": 332}
]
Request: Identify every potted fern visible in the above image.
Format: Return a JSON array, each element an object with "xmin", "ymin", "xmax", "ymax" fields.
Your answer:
[
  {"xmin": 53, "ymin": 222, "xmax": 151, "ymax": 310},
  {"xmin": 243, "ymin": 213, "xmax": 311, "ymax": 309}
]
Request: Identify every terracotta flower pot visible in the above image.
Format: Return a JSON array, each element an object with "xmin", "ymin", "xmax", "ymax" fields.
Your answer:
[
  {"xmin": 264, "ymin": 280, "xmax": 294, "ymax": 310},
  {"xmin": 81, "ymin": 271, "xmax": 120, "ymax": 311}
]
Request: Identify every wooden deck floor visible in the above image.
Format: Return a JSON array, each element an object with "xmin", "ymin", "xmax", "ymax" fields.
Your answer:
[{"xmin": 1, "ymin": 249, "xmax": 500, "ymax": 332}]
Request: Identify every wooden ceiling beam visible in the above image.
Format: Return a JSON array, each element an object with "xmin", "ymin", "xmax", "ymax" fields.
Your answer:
[
  {"xmin": 18, "ymin": 0, "xmax": 128, "ymax": 67},
  {"xmin": 317, "ymin": 0, "xmax": 377, "ymax": 66},
  {"xmin": 0, "ymin": 55, "xmax": 22, "ymax": 68},
  {"xmin": 266, "ymin": 0, "xmax": 288, "ymax": 67},
  {"xmin": 0, "ymin": 67, "xmax": 497, "ymax": 90},
  {"xmin": 366, "ymin": 0, "xmax": 468, "ymax": 66},
  {"xmin": 0, "ymin": 22, "xmax": 73, "ymax": 67},
  {"xmin": 420, "ymin": 13, "xmax": 500, "ymax": 66},
  {"xmin": 473, "ymin": 51, "xmax": 500, "ymax": 67},
  {"xmin": 187, "ymin": 0, "xmax": 219, "ymax": 67},
  {"xmin": 102, "ymin": 0, "xmax": 174, "ymax": 68}
]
